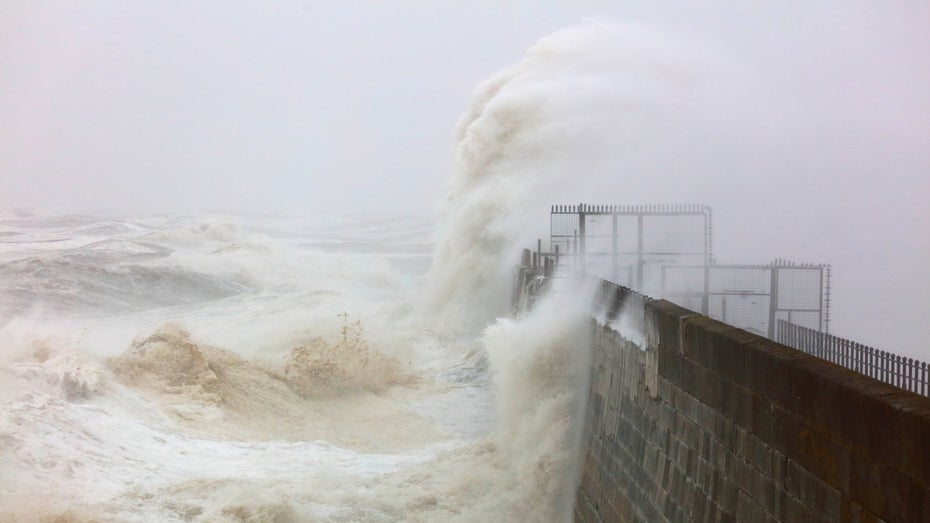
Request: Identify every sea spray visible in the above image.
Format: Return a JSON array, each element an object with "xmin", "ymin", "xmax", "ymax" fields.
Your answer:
[
  {"xmin": 369, "ymin": 284, "xmax": 596, "ymax": 522},
  {"xmin": 479, "ymin": 285, "xmax": 595, "ymax": 521},
  {"xmin": 414, "ymin": 20, "xmax": 709, "ymax": 520},
  {"xmin": 425, "ymin": 19, "xmax": 703, "ymax": 334},
  {"xmin": 0, "ymin": 19, "xmax": 709, "ymax": 523}
]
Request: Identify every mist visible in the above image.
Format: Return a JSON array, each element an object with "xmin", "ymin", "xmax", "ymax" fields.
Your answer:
[{"xmin": 2, "ymin": 1, "xmax": 928, "ymax": 356}]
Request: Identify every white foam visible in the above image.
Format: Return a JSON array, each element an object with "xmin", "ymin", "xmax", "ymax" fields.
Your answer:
[{"xmin": 0, "ymin": 19, "xmax": 688, "ymax": 522}]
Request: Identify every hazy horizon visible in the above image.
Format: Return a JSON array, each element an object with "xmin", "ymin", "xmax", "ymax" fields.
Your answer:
[{"xmin": 2, "ymin": 1, "xmax": 928, "ymax": 357}]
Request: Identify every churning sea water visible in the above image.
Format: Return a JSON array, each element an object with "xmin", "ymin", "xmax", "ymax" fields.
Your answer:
[
  {"xmin": 0, "ymin": 209, "xmax": 591, "ymax": 522},
  {"xmin": 1, "ymin": 20, "xmax": 693, "ymax": 521}
]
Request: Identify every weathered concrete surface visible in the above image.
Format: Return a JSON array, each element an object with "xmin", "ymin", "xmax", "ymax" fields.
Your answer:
[{"xmin": 575, "ymin": 298, "xmax": 930, "ymax": 523}]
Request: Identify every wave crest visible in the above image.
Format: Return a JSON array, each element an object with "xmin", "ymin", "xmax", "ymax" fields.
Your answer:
[
  {"xmin": 284, "ymin": 314, "xmax": 416, "ymax": 397},
  {"xmin": 106, "ymin": 322, "xmax": 421, "ymax": 443}
]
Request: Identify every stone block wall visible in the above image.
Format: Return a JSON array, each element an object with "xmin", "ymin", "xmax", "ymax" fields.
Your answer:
[{"xmin": 575, "ymin": 298, "xmax": 930, "ymax": 523}]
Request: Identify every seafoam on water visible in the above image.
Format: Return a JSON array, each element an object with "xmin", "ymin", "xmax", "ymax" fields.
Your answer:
[{"xmin": 0, "ymin": 19, "xmax": 698, "ymax": 522}]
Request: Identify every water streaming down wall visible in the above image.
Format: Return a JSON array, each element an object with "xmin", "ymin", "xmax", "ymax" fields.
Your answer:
[{"xmin": 513, "ymin": 264, "xmax": 930, "ymax": 523}]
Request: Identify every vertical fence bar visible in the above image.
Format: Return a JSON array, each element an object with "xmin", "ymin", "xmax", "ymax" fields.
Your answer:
[
  {"xmin": 892, "ymin": 353, "xmax": 898, "ymax": 388},
  {"xmin": 880, "ymin": 350, "xmax": 885, "ymax": 382},
  {"xmin": 885, "ymin": 351, "xmax": 892, "ymax": 385},
  {"xmin": 894, "ymin": 355, "xmax": 904, "ymax": 389},
  {"xmin": 878, "ymin": 349, "xmax": 884, "ymax": 382},
  {"xmin": 894, "ymin": 353, "xmax": 899, "ymax": 387},
  {"xmin": 728, "ymin": 315, "xmax": 929, "ymax": 395},
  {"xmin": 852, "ymin": 342, "xmax": 860, "ymax": 373},
  {"xmin": 899, "ymin": 355, "xmax": 905, "ymax": 389},
  {"xmin": 898, "ymin": 355, "xmax": 904, "ymax": 389},
  {"xmin": 874, "ymin": 349, "xmax": 880, "ymax": 381},
  {"xmin": 906, "ymin": 358, "xmax": 913, "ymax": 393},
  {"xmin": 911, "ymin": 359, "xmax": 920, "ymax": 394},
  {"xmin": 886, "ymin": 351, "xmax": 892, "ymax": 383},
  {"xmin": 923, "ymin": 362, "xmax": 929, "ymax": 396},
  {"xmin": 913, "ymin": 359, "xmax": 919, "ymax": 394}
]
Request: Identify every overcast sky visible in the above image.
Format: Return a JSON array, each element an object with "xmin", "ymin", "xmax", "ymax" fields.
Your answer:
[{"xmin": 1, "ymin": 1, "xmax": 928, "ymax": 356}]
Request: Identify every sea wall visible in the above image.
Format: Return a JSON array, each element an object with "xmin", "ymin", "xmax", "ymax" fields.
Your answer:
[{"xmin": 573, "ymin": 295, "xmax": 930, "ymax": 522}]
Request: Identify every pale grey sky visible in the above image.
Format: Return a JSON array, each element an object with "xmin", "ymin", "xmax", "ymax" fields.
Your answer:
[
  {"xmin": 1, "ymin": 1, "xmax": 928, "ymax": 356},
  {"xmin": 2, "ymin": 2, "xmax": 927, "ymax": 213}
]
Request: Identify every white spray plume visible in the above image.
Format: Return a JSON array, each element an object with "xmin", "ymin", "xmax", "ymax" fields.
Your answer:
[{"xmin": 425, "ymin": 19, "xmax": 711, "ymax": 333}]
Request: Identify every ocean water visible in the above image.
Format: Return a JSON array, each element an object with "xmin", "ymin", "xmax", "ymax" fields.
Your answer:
[
  {"xmin": 0, "ymin": 19, "xmax": 700, "ymax": 521},
  {"xmin": 0, "ymin": 210, "xmax": 593, "ymax": 522}
]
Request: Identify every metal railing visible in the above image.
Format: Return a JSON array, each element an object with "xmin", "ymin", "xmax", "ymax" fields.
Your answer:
[{"xmin": 777, "ymin": 319, "xmax": 929, "ymax": 397}]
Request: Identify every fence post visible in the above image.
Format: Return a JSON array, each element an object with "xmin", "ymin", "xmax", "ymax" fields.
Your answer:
[
  {"xmin": 849, "ymin": 344, "xmax": 862, "ymax": 372},
  {"xmin": 896, "ymin": 355, "xmax": 903, "ymax": 388},
  {"xmin": 881, "ymin": 351, "xmax": 889, "ymax": 383},
  {"xmin": 923, "ymin": 362, "xmax": 929, "ymax": 397}
]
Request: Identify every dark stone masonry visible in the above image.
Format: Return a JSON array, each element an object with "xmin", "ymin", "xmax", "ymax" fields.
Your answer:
[{"xmin": 573, "ymin": 297, "xmax": 930, "ymax": 523}]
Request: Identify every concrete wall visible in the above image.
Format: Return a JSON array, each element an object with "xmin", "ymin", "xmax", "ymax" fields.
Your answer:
[{"xmin": 574, "ymin": 297, "xmax": 930, "ymax": 523}]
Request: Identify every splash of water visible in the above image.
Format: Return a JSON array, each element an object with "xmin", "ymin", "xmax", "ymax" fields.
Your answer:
[
  {"xmin": 425, "ymin": 19, "xmax": 702, "ymax": 333},
  {"xmin": 0, "ymin": 19, "xmax": 703, "ymax": 523}
]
